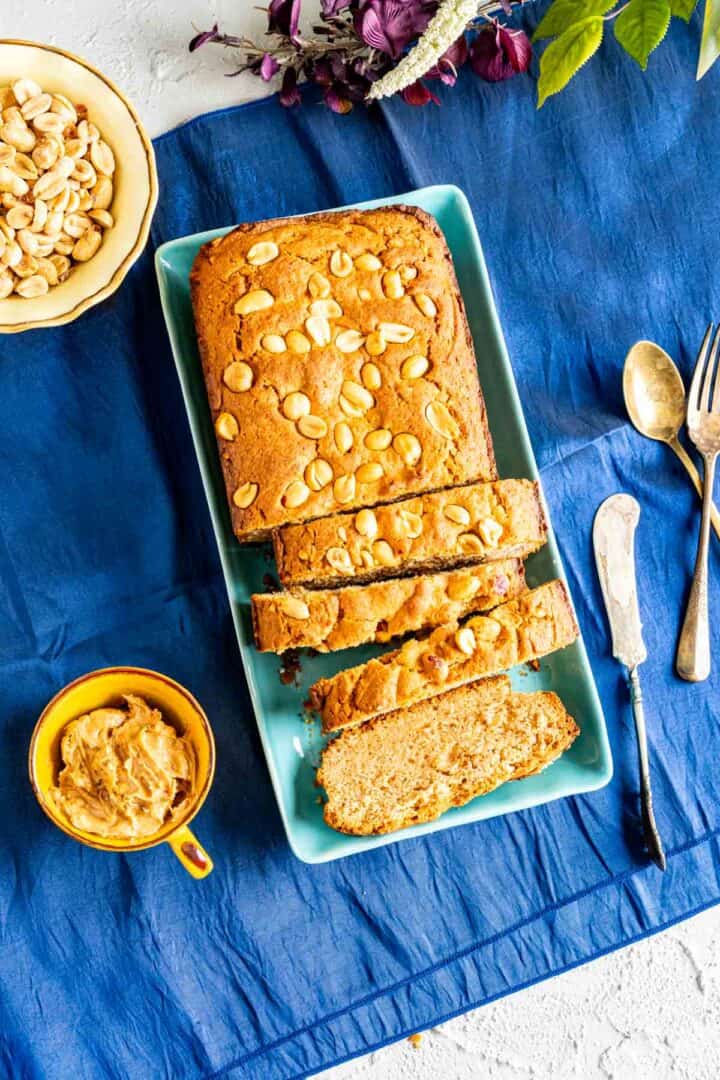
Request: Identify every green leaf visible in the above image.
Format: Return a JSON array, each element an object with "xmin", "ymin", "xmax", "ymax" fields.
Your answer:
[
  {"xmin": 614, "ymin": 0, "xmax": 671, "ymax": 69},
  {"xmin": 537, "ymin": 18, "xmax": 604, "ymax": 107},
  {"xmin": 670, "ymin": 0, "xmax": 697, "ymax": 22},
  {"xmin": 697, "ymin": 0, "xmax": 720, "ymax": 77},
  {"xmin": 533, "ymin": 0, "xmax": 615, "ymax": 41}
]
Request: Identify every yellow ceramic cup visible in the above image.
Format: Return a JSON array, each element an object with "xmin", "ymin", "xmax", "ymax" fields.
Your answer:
[{"xmin": 29, "ymin": 667, "xmax": 216, "ymax": 879}]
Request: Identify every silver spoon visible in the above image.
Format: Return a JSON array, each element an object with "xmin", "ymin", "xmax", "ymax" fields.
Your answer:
[{"xmin": 623, "ymin": 340, "xmax": 720, "ymax": 539}]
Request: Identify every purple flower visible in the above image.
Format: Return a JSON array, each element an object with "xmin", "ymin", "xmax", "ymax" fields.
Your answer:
[
  {"xmin": 279, "ymin": 66, "xmax": 302, "ymax": 106},
  {"xmin": 308, "ymin": 54, "xmax": 372, "ymax": 112},
  {"xmin": 189, "ymin": 23, "xmax": 220, "ymax": 52},
  {"xmin": 259, "ymin": 53, "xmax": 281, "ymax": 81},
  {"xmin": 470, "ymin": 26, "xmax": 532, "ymax": 83},
  {"xmin": 400, "ymin": 80, "xmax": 440, "ymax": 106},
  {"xmin": 354, "ymin": 0, "xmax": 437, "ymax": 60},
  {"xmin": 268, "ymin": 0, "xmax": 302, "ymax": 43},
  {"xmin": 425, "ymin": 35, "xmax": 469, "ymax": 86}
]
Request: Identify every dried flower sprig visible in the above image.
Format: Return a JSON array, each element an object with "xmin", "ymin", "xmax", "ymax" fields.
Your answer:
[
  {"xmin": 189, "ymin": 0, "xmax": 532, "ymax": 114},
  {"xmin": 190, "ymin": 0, "xmax": 713, "ymax": 111}
]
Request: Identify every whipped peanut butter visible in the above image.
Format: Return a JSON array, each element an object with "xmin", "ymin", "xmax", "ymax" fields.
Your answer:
[{"xmin": 51, "ymin": 694, "xmax": 195, "ymax": 840}]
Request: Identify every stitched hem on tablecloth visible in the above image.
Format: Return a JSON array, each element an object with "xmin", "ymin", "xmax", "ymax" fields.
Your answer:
[{"xmin": 208, "ymin": 822, "xmax": 720, "ymax": 1078}]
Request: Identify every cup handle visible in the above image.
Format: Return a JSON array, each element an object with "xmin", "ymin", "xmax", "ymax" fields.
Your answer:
[{"xmin": 167, "ymin": 824, "xmax": 213, "ymax": 879}]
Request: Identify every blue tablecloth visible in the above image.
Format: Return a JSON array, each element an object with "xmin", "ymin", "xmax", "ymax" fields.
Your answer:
[{"xmin": 2, "ymin": 13, "xmax": 720, "ymax": 1078}]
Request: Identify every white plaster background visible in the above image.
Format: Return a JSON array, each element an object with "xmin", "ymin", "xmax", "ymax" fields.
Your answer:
[{"xmin": 4, "ymin": 1, "xmax": 719, "ymax": 1076}]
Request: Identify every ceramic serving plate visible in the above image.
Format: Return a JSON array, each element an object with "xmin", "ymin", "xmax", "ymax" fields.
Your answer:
[{"xmin": 155, "ymin": 184, "xmax": 613, "ymax": 864}]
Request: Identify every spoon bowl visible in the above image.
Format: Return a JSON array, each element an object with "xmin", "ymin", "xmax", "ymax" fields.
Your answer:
[
  {"xmin": 623, "ymin": 340, "xmax": 687, "ymax": 444},
  {"xmin": 623, "ymin": 339, "xmax": 720, "ymax": 541}
]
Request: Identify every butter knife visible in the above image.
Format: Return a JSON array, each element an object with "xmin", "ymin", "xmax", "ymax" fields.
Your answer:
[{"xmin": 593, "ymin": 494, "xmax": 666, "ymax": 871}]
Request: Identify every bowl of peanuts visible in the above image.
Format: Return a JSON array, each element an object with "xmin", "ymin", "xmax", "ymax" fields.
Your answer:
[{"xmin": 0, "ymin": 40, "xmax": 158, "ymax": 333}]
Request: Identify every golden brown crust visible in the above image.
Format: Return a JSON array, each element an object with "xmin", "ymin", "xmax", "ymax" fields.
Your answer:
[
  {"xmin": 311, "ymin": 580, "xmax": 579, "ymax": 733},
  {"xmin": 273, "ymin": 478, "xmax": 545, "ymax": 588},
  {"xmin": 191, "ymin": 205, "xmax": 496, "ymax": 542},
  {"xmin": 317, "ymin": 676, "xmax": 580, "ymax": 835},
  {"xmin": 251, "ymin": 559, "xmax": 525, "ymax": 653}
]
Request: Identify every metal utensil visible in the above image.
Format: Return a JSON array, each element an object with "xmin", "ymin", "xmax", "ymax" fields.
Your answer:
[
  {"xmin": 594, "ymin": 494, "xmax": 666, "ymax": 871},
  {"xmin": 623, "ymin": 340, "xmax": 720, "ymax": 540},
  {"xmin": 677, "ymin": 324, "xmax": 720, "ymax": 682}
]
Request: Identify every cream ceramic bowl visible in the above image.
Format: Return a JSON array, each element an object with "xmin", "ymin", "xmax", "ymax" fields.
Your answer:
[{"xmin": 0, "ymin": 39, "xmax": 158, "ymax": 333}]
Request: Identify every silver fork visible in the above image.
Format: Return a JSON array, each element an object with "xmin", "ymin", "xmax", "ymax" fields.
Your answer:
[{"xmin": 677, "ymin": 323, "xmax": 720, "ymax": 681}]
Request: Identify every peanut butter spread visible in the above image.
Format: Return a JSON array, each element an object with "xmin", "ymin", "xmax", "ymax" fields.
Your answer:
[{"xmin": 51, "ymin": 694, "xmax": 195, "ymax": 840}]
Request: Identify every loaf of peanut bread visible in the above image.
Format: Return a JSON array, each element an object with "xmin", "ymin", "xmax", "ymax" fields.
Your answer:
[
  {"xmin": 251, "ymin": 559, "xmax": 525, "ymax": 653},
  {"xmin": 310, "ymin": 580, "xmax": 578, "ymax": 733},
  {"xmin": 317, "ymin": 675, "xmax": 579, "ymax": 835},
  {"xmin": 273, "ymin": 478, "xmax": 545, "ymax": 588},
  {"xmin": 191, "ymin": 205, "xmax": 496, "ymax": 542}
]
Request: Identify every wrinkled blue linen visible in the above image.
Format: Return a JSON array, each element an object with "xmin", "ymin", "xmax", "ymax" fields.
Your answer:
[{"xmin": 2, "ymin": 11, "xmax": 720, "ymax": 1078}]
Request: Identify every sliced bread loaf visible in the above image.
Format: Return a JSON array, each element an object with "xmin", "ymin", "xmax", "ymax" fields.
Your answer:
[
  {"xmin": 273, "ymin": 478, "xmax": 546, "ymax": 588},
  {"xmin": 251, "ymin": 559, "xmax": 525, "ymax": 653},
  {"xmin": 310, "ymin": 580, "xmax": 578, "ymax": 733},
  {"xmin": 317, "ymin": 675, "xmax": 579, "ymax": 835}
]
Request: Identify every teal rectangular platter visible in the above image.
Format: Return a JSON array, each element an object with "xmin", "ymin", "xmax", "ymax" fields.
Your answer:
[{"xmin": 155, "ymin": 184, "xmax": 613, "ymax": 864}]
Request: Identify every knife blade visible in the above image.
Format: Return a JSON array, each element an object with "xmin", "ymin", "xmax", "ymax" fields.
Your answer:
[
  {"xmin": 593, "ymin": 493, "xmax": 647, "ymax": 671},
  {"xmin": 593, "ymin": 493, "xmax": 665, "ymax": 871}
]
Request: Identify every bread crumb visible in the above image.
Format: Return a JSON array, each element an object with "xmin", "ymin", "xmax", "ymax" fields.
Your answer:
[{"xmin": 407, "ymin": 1034, "xmax": 422, "ymax": 1049}]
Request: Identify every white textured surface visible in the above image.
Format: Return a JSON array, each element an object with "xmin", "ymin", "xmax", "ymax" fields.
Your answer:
[{"xmin": 5, "ymin": 3, "xmax": 719, "ymax": 1076}]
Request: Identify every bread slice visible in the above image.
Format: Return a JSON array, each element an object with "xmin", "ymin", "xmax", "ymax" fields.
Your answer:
[
  {"xmin": 273, "ymin": 478, "xmax": 545, "ymax": 588},
  {"xmin": 251, "ymin": 559, "xmax": 525, "ymax": 653},
  {"xmin": 310, "ymin": 580, "xmax": 578, "ymax": 733},
  {"xmin": 317, "ymin": 676, "xmax": 580, "ymax": 835}
]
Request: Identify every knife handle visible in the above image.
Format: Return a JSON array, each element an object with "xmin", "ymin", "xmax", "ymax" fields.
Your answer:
[{"xmin": 629, "ymin": 667, "xmax": 666, "ymax": 871}]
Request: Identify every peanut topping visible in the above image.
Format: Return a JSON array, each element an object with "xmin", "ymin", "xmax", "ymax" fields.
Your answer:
[
  {"xmin": 261, "ymin": 334, "xmax": 286, "ymax": 354},
  {"xmin": 425, "ymin": 400, "xmax": 459, "ymax": 440},
  {"xmin": 326, "ymin": 547, "xmax": 354, "ymax": 574},
  {"xmin": 334, "ymin": 422, "xmax": 354, "ymax": 454},
  {"xmin": 382, "ymin": 269, "xmax": 404, "ymax": 299},
  {"xmin": 297, "ymin": 414, "xmax": 328, "ymax": 440},
  {"xmin": 401, "ymin": 355, "xmax": 429, "ymax": 380},
  {"xmin": 400, "ymin": 265, "xmax": 418, "ymax": 282},
  {"xmin": 413, "ymin": 293, "xmax": 437, "ymax": 318},
  {"xmin": 378, "ymin": 322, "xmax": 414, "ymax": 344},
  {"xmin": 286, "ymin": 329, "xmax": 311, "ymax": 354},
  {"xmin": 283, "ymin": 596, "xmax": 310, "ymax": 620},
  {"xmin": 357, "ymin": 287, "xmax": 373, "ymax": 301},
  {"xmin": 364, "ymin": 428, "xmax": 392, "ymax": 451},
  {"xmin": 393, "ymin": 432, "xmax": 422, "ymax": 467},
  {"xmin": 398, "ymin": 510, "xmax": 423, "ymax": 538},
  {"xmin": 215, "ymin": 412, "xmax": 239, "ymax": 440},
  {"xmin": 355, "ymin": 508, "xmax": 378, "ymax": 538},
  {"xmin": 223, "ymin": 360, "xmax": 254, "ymax": 393},
  {"xmin": 341, "ymin": 380, "xmax": 374, "ymax": 411},
  {"xmin": 365, "ymin": 331, "xmax": 387, "ymax": 356},
  {"xmin": 247, "ymin": 240, "xmax": 279, "ymax": 265},
  {"xmin": 355, "ymin": 252, "xmax": 382, "ymax": 271},
  {"xmin": 336, "ymin": 329, "xmax": 365, "ymax": 353},
  {"xmin": 307, "ymin": 271, "xmax": 331, "ymax": 298},
  {"xmin": 447, "ymin": 576, "xmax": 480, "ymax": 602},
  {"xmin": 233, "ymin": 482, "xmax": 259, "ymax": 509},
  {"xmin": 477, "ymin": 518, "xmax": 503, "ymax": 546},
  {"xmin": 330, "ymin": 249, "xmax": 353, "ymax": 277},
  {"xmin": 235, "ymin": 289, "xmax": 274, "ymax": 315},
  {"xmin": 305, "ymin": 315, "xmax": 331, "ymax": 346},
  {"xmin": 283, "ymin": 480, "xmax": 311, "ymax": 508},
  {"xmin": 454, "ymin": 627, "xmax": 476, "ymax": 655},
  {"xmin": 361, "ymin": 362, "xmax": 382, "ymax": 391},
  {"xmin": 310, "ymin": 298, "xmax": 342, "ymax": 319},
  {"xmin": 372, "ymin": 540, "xmax": 395, "ymax": 566},
  {"xmin": 458, "ymin": 532, "xmax": 484, "ymax": 554},
  {"xmin": 444, "ymin": 504, "xmax": 471, "ymax": 526},
  {"xmin": 356, "ymin": 462, "xmax": 384, "ymax": 484},
  {"xmin": 474, "ymin": 618, "xmax": 501, "ymax": 642},
  {"xmin": 333, "ymin": 474, "xmax": 356, "ymax": 504},
  {"xmin": 305, "ymin": 458, "xmax": 333, "ymax": 491},
  {"xmin": 282, "ymin": 392, "xmax": 311, "ymax": 421}
]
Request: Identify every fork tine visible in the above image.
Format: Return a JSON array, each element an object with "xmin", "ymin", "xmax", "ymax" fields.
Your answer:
[
  {"xmin": 710, "ymin": 327, "xmax": 720, "ymax": 413},
  {"xmin": 688, "ymin": 323, "xmax": 714, "ymax": 418},
  {"xmin": 701, "ymin": 324, "xmax": 720, "ymax": 413}
]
